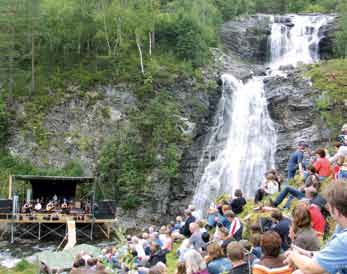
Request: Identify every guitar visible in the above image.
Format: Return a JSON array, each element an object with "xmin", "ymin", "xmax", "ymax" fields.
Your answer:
[
  {"xmin": 46, "ymin": 202, "xmax": 55, "ymax": 212},
  {"xmin": 34, "ymin": 202, "xmax": 42, "ymax": 211}
]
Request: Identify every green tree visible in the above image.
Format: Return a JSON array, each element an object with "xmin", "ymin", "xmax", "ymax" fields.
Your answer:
[
  {"xmin": 28, "ymin": 0, "xmax": 40, "ymax": 96},
  {"xmin": 335, "ymin": 1, "xmax": 347, "ymax": 58}
]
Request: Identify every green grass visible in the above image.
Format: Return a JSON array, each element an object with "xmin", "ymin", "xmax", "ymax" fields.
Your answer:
[
  {"xmin": 303, "ymin": 59, "xmax": 347, "ymax": 135},
  {"xmin": 167, "ymin": 242, "xmax": 180, "ymax": 274}
]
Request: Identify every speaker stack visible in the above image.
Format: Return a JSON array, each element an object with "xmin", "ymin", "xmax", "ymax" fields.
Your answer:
[
  {"xmin": 0, "ymin": 199, "xmax": 13, "ymax": 219},
  {"xmin": 94, "ymin": 200, "xmax": 116, "ymax": 219}
]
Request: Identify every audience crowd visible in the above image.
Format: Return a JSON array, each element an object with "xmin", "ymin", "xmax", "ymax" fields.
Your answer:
[{"xmin": 62, "ymin": 125, "xmax": 347, "ymax": 274}]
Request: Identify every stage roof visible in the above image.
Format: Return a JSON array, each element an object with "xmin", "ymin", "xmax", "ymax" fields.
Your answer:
[{"xmin": 12, "ymin": 175, "xmax": 94, "ymax": 183}]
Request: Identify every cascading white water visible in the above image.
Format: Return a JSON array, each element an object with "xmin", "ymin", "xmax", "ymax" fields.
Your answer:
[
  {"xmin": 192, "ymin": 14, "xmax": 332, "ymax": 218},
  {"xmin": 192, "ymin": 75, "xmax": 276, "ymax": 217},
  {"xmin": 270, "ymin": 15, "xmax": 333, "ymax": 70}
]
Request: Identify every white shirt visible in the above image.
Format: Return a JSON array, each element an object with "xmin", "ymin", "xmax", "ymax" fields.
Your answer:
[{"xmin": 329, "ymin": 146, "xmax": 347, "ymax": 163}]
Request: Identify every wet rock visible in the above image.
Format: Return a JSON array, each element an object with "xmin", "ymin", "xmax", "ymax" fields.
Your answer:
[
  {"xmin": 279, "ymin": 64, "xmax": 295, "ymax": 71},
  {"xmin": 0, "ymin": 241, "xmax": 7, "ymax": 249},
  {"xmin": 220, "ymin": 15, "xmax": 272, "ymax": 63},
  {"xmin": 319, "ymin": 15, "xmax": 338, "ymax": 60}
]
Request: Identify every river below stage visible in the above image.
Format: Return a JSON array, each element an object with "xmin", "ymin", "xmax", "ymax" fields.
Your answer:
[{"xmin": 0, "ymin": 239, "xmax": 116, "ymax": 268}]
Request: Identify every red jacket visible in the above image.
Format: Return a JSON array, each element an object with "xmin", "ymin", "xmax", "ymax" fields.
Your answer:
[
  {"xmin": 308, "ymin": 204, "xmax": 326, "ymax": 236},
  {"xmin": 314, "ymin": 158, "xmax": 332, "ymax": 177}
]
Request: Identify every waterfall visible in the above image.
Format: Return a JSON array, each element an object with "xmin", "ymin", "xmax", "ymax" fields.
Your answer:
[
  {"xmin": 192, "ymin": 75, "xmax": 276, "ymax": 217},
  {"xmin": 270, "ymin": 15, "xmax": 333, "ymax": 70},
  {"xmin": 192, "ymin": 14, "xmax": 332, "ymax": 218}
]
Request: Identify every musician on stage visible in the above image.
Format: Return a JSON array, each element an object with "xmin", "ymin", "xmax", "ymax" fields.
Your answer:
[
  {"xmin": 22, "ymin": 201, "xmax": 32, "ymax": 214},
  {"xmin": 61, "ymin": 200, "xmax": 69, "ymax": 214},
  {"xmin": 46, "ymin": 200, "xmax": 55, "ymax": 212},
  {"xmin": 34, "ymin": 199, "xmax": 42, "ymax": 212}
]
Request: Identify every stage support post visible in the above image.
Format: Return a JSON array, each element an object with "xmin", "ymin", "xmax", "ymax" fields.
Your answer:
[
  {"xmin": 10, "ymin": 223, "xmax": 14, "ymax": 243},
  {"xmin": 8, "ymin": 175, "xmax": 12, "ymax": 199}
]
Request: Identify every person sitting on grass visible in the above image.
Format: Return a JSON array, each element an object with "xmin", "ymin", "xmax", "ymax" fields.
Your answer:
[
  {"xmin": 227, "ymin": 241, "xmax": 250, "ymax": 274},
  {"xmin": 250, "ymin": 233, "xmax": 262, "ymax": 259},
  {"xmin": 188, "ymin": 222, "xmax": 206, "ymax": 252},
  {"xmin": 284, "ymin": 180, "xmax": 347, "ymax": 274},
  {"xmin": 300, "ymin": 197, "xmax": 326, "ymax": 238},
  {"xmin": 252, "ymin": 231, "xmax": 293, "ymax": 274},
  {"xmin": 270, "ymin": 166, "xmax": 323, "ymax": 210},
  {"xmin": 329, "ymin": 142, "xmax": 347, "ymax": 165},
  {"xmin": 313, "ymin": 148, "xmax": 332, "ymax": 181},
  {"xmin": 184, "ymin": 249, "xmax": 209, "ymax": 274},
  {"xmin": 207, "ymin": 202, "xmax": 231, "ymax": 229},
  {"xmin": 224, "ymin": 210, "xmax": 243, "ymax": 241},
  {"xmin": 146, "ymin": 241, "xmax": 168, "ymax": 268},
  {"xmin": 254, "ymin": 172, "xmax": 280, "ymax": 204},
  {"xmin": 271, "ymin": 209, "xmax": 291, "ymax": 251},
  {"xmin": 174, "ymin": 261, "xmax": 186, "ymax": 274},
  {"xmin": 290, "ymin": 203, "xmax": 320, "ymax": 251},
  {"xmin": 301, "ymin": 165, "xmax": 320, "ymax": 191},
  {"xmin": 219, "ymin": 226, "xmax": 233, "ymax": 255},
  {"xmin": 180, "ymin": 209, "xmax": 196, "ymax": 238},
  {"xmin": 337, "ymin": 155, "xmax": 347, "ymax": 180},
  {"xmin": 230, "ymin": 189, "xmax": 247, "ymax": 215},
  {"xmin": 205, "ymin": 241, "xmax": 232, "ymax": 274}
]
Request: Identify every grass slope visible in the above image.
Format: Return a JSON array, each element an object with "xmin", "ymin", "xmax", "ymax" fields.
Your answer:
[{"xmin": 304, "ymin": 59, "xmax": 347, "ymax": 135}]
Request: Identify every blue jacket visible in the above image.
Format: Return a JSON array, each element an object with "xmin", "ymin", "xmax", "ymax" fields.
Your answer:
[{"xmin": 207, "ymin": 257, "xmax": 233, "ymax": 274}]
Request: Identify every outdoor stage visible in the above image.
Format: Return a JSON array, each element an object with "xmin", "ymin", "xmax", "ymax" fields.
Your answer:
[
  {"xmin": 0, "ymin": 175, "xmax": 117, "ymax": 244},
  {"xmin": 0, "ymin": 213, "xmax": 117, "ymax": 243}
]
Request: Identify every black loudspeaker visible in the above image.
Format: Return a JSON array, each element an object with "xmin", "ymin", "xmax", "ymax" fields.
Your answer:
[
  {"xmin": 0, "ymin": 199, "xmax": 13, "ymax": 219},
  {"xmin": 94, "ymin": 200, "xmax": 116, "ymax": 219}
]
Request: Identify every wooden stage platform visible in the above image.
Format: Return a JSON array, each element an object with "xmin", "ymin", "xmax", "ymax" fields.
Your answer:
[{"xmin": 0, "ymin": 213, "xmax": 117, "ymax": 243}]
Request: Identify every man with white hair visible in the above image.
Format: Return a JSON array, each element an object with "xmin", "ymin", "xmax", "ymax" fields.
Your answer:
[{"xmin": 184, "ymin": 249, "xmax": 208, "ymax": 274}]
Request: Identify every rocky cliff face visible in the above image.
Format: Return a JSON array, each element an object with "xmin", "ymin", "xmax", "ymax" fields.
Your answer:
[
  {"xmin": 8, "ymin": 86, "xmax": 136, "ymax": 176},
  {"xmin": 264, "ymin": 72, "xmax": 331, "ymax": 173},
  {"xmin": 220, "ymin": 15, "xmax": 272, "ymax": 64},
  {"xmin": 319, "ymin": 20, "xmax": 338, "ymax": 60}
]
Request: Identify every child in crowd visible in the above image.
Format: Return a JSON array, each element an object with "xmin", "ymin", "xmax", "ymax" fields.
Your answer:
[
  {"xmin": 254, "ymin": 172, "xmax": 279, "ymax": 204},
  {"xmin": 230, "ymin": 189, "xmax": 247, "ymax": 215}
]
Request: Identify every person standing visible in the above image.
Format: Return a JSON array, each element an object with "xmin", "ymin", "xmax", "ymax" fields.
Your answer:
[{"xmin": 287, "ymin": 142, "xmax": 307, "ymax": 180}]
